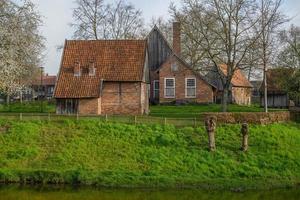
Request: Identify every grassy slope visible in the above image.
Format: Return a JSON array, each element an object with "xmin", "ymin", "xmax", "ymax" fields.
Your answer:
[
  {"xmin": 0, "ymin": 119, "xmax": 299, "ymax": 189},
  {"xmin": 0, "ymin": 102, "xmax": 287, "ymax": 117}
]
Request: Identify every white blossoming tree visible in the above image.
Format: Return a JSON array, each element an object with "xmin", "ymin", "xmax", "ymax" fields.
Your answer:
[{"xmin": 0, "ymin": 0, "xmax": 44, "ymax": 104}]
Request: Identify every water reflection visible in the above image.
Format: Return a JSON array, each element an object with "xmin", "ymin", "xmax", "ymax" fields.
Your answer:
[{"xmin": 0, "ymin": 185, "xmax": 299, "ymax": 200}]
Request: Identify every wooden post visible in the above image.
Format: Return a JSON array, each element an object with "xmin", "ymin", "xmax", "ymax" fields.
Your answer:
[
  {"xmin": 134, "ymin": 116, "xmax": 137, "ymax": 125},
  {"xmin": 194, "ymin": 118, "xmax": 197, "ymax": 127},
  {"xmin": 105, "ymin": 114, "xmax": 108, "ymax": 122},
  {"xmin": 76, "ymin": 113, "xmax": 79, "ymax": 121},
  {"xmin": 20, "ymin": 113, "xmax": 23, "ymax": 121},
  {"xmin": 48, "ymin": 113, "xmax": 51, "ymax": 121},
  {"xmin": 205, "ymin": 116, "xmax": 217, "ymax": 151},
  {"xmin": 241, "ymin": 123, "xmax": 249, "ymax": 152},
  {"xmin": 164, "ymin": 118, "xmax": 167, "ymax": 126}
]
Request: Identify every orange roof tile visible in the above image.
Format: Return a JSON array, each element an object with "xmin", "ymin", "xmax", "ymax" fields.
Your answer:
[
  {"xmin": 219, "ymin": 64, "xmax": 252, "ymax": 88},
  {"xmin": 54, "ymin": 40, "xmax": 147, "ymax": 98}
]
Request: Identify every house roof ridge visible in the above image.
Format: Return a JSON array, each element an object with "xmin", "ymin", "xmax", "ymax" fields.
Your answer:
[{"xmin": 66, "ymin": 39, "xmax": 147, "ymax": 42}]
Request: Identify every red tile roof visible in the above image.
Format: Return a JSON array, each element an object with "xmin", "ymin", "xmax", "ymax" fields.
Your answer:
[
  {"xmin": 32, "ymin": 75, "xmax": 56, "ymax": 86},
  {"xmin": 219, "ymin": 64, "xmax": 252, "ymax": 88},
  {"xmin": 54, "ymin": 40, "xmax": 147, "ymax": 98}
]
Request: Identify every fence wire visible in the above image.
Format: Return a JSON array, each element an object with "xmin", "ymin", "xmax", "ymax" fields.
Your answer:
[{"xmin": 0, "ymin": 113, "xmax": 205, "ymax": 127}]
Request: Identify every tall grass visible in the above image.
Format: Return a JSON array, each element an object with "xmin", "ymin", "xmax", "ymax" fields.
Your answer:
[{"xmin": 0, "ymin": 119, "xmax": 299, "ymax": 189}]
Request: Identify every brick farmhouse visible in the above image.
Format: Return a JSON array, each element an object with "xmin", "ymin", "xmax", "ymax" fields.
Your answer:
[
  {"xmin": 148, "ymin": 22, "xmax": 252, "ymax": 105},
  {"xmin": 54, "ymin": 22, "xmax": 252, "ymax": 115}
]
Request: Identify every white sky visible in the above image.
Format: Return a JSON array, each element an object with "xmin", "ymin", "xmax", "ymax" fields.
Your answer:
[{"xmin": 29, "ymin": 0, "xmax": 300, "ymax": 75}]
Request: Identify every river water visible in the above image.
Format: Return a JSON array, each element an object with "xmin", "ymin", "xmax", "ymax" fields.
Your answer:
[{"xmin": 0, "ymin": 186, "xmax": 300, "ymax": 200}]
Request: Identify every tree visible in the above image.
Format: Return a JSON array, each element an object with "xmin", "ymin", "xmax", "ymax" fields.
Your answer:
[
  {"xmin": 148, "ymin": 16, "xmax": 172, "ymax": 43},
  {"xmin": 71, "ymin": 0, "xmax": 145, "ymax": 40},
  {"xmin": 0, "ymin": 0, "xmax": 44, "ymax": 104},
  {"xmin": 258, "ymin": 0, "xmax": 285, "ymax": 113},
  {"xmin": 277, "ymin": 25, "xmax": 300, "ymax": 69},
  {"xmin": 285, "ymin": 69, "xmax": 300, "ymax": 104},
  {"xmin": 171, "ymin": 0, "xmax": 284, "ymax": 112},
  {"xmin": 170, "ymin": 2, "xmax": 214, "ymax": 72}
]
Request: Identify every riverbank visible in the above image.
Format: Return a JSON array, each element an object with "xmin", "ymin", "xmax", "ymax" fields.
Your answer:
[
  {"xmin": 1, "ymin": 185, "xmax": 300, "ymax": 200},
  {"xmin": 0, "ymin": 119, "xmax": 299, "ymax": 190}
]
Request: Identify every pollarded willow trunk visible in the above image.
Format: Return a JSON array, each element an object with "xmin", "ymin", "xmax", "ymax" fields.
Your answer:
[
  {"xmin": 241, "ymin": 123, "xmax": 249, "ymax": 152},
  {"xmin": 205, "ymin": 117, "xmax": 217, "ymax": 151}
]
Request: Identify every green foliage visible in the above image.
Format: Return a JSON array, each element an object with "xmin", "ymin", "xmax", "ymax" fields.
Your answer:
[
  {"xmin": 0, "ymin": 120, "xmax": 299, "ymax": 189},
  {"xmin": 284, "ymin": 69, "xmax": 300, "ymax": 101}
]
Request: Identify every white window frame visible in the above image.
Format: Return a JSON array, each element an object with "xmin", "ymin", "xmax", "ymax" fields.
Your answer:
[
  {"xmin": 153, "ymin": 80, "xmax": 159, "ymax": 99},
  {"xmin": 164, "ymin": 78, "xmax": 175, "ymax": 98},
  {"xmin": 185, "ymin": 78, "xmax": 196, "ymax": 98}
]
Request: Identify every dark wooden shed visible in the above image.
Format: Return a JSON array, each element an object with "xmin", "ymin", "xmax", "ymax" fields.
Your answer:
[{"xmin": 260, "ymin": 68, "xmax": 292, "ymax": 108}]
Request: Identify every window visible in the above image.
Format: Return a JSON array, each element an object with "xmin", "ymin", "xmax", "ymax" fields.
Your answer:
[
  {"xmin": 171, "ymin": 63, "xmax": 178, "ymax": 72},
  {"xmin": 185, "ymin": 78, "xmax": 196, "ymax": 98},
  {"xmin": 164, "ymin": 78, "xmax": 175, "ymax": 98},
  {"xmin": 48, "ymin": 86, "xmax": 54, "ymax": 94},
  {"xmin": 153, "ymin": 80, "xmax": 159, "ymax": 99}
]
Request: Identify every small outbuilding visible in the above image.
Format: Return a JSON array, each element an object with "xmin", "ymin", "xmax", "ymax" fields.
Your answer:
[
  {"xmin": 206, "ymin": 64, "xmax": 253, "ymax": 106},
  {"xmin": 260, "ymin": 68, "xmax": 292, "ymax": 108},
  {"xmin": 54, "ymin": 40, "xmax": 149, "ymax": 115}
]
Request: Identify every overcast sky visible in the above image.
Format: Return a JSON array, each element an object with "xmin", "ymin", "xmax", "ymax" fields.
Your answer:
[{"xmin": 29, "ymin": 0, "xmax": 300, "ymax": 75}]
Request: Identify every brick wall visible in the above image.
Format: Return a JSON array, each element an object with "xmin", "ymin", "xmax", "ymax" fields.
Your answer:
[
  {"xmin": 232, "ymin": 87, "xmax": 252, "ymax": 106},
  {"xmin": 203, "ymin": 111, "xmax": 290, "ymax": 124},
  {"xmin": 141, "ymin": 82, "xmax": 149, "ymax": 114},
  {"xmin": 101, "ymin": 82, "xmax": 148, "ymax": 115},
  {"xmin": 158, "ymin": 56, "xmax": 214, "ymax": 104},
  {"xmin": 78, "ymin": 98, "xmax": 101, "ymax": 115},
  {"xmin": 173, "ymin": 22, "xmax": 181, "ymax": 55}
]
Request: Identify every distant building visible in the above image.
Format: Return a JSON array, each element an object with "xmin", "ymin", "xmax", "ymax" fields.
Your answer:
[
  {"xmin": 206, "ymin": 64, "xmax": 253, "ymax": 106},
  {"xmin": 250, "ymin": 80, "xmax": 262, "ymax": 104},
  {"xmin": 13, "ymin": 74, "xmax": 57, "ymax": 101},
  {"xmin": 33, "ymin": 74, "xmax": 57, "ymax": 100},
  {"xmin": 260, "ymin": 68, "xmax": 292, "ymax": 108}
]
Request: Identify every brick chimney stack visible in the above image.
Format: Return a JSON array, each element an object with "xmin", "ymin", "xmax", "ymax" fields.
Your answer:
[{"xmin": 173, "ymin": 22, "xmax": 181, "ymax": 56}]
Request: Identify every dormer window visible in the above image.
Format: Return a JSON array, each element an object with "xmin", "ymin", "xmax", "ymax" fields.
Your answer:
[
  {"xmin": 74, "ymin": 62, "xmax": 81, "ymax": 77},
  {"xmin": 89, "ymin": 62, "xmax": 96, "ymax": 76}
]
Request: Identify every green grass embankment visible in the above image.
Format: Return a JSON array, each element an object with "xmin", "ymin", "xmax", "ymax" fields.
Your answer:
[{"xmin": 0, "ymin": 119, "xmax": 299, "ymax": 189}]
